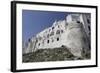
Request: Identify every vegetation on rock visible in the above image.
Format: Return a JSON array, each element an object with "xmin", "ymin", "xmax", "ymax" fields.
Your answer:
[{"xmin": 23, "ymin": 47, "xmax": 90, "ymax": 63}]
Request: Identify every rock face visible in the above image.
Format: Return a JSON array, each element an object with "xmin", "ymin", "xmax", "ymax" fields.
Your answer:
[{"xmin": 23, "ymin": 14, "xmax": 91, "ymax": 58}]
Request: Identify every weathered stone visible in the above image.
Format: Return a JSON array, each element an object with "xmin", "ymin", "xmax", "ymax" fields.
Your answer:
[{"xmin": 64, "ymin": 22, "xmax": 89, "ymax": 57}]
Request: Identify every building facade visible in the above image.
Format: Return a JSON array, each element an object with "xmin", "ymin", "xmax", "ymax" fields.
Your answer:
[{"xmin": 23, "ymin": 14, "xmax": 91, "ymax": 57}]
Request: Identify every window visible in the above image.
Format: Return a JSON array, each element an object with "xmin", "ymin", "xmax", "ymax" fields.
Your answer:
[
  {"xmin": 50, "ymin": 31, "xmax": 54, "ymax": 36},
  {"xmin": 88, "ymin": 26, "xmax": 90, "ymax": 31},
  {"xmin": 58, "ymin": 25, "xmax": 59, "ymax": 28},
  {"xmin": 57, "ymin": 37, "xmax": 59, "ymax": 41},
  {"xmin": 61, "ymin": 30, "xmax": 63, "ymax": 33},
  {"xmin": 52, "ymin": 39, "xmax": 54, "ymax": 42},
  {"xmin": 38, "ymin": 43, "xmax": 40, "ymax": 46},
  {"xmin": 36, "ymin": 39, "xmax": 38, "ymax": 43},
  {"xmin": 47, "ymin": 40, "xmax": 49, "ymax": 43},
  {"xmin": 87, "ymin": 19, "xmax": 90, "ymax": 24},
  {"xmin": 47, "ymin": 34, "xmax": 49, "ymax": 38},
  {"xmin": 28, "ymin": 38, "xmax": 31, "ymax": 42},
  {"xmin": 65, "ymin": 23, "xmax": 68, "ymax": 29},
  {"xmin": 52, "ymin": 27, "xmax": 54, "ymax": 30},
  {"xmin": 56, "ymin": 30, "xmax": 60, "ymax": 34},
  {"xmin": 77, "ymin": 21, "xmax": 80, "ymax": 23}
]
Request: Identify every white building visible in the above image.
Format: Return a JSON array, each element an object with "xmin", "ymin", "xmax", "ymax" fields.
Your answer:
[{"xmin": 24, "ymin": 14, "xmax": 91, "ymax": 57}]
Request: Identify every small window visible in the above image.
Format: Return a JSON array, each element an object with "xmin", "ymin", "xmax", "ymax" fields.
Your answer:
[
  {"xmin": 56, "ymin": 30, "xmax": 60, "ymax": 34},
  {"xmin": 58, "ymin": 25, "xmax": 59, "ymax": 28},
  {"xmin": 38, "ymin": 43, "xmax": 40, "ymax": 46},
  {"xmin": 52, "ymin": 39, "xmax": 54, "ymax": 42},
  {"xmin": 36, "ymin": 39, "xmax": 38, "ymax": 42},
  {"xmin": 50, "ymin": 31, "xmax": 54, "ymax": 36},
  {"xmin": 88, "ymin": 26, "xmax": 90, "ymax": 31},
  {"xmin": 57, "ymin": 38, "xmax": 59, "ymax": 41},
  {"xmin": 47, "ymin": 40, "xmax": 49, "ymax": 43},
  {"xmin": 61, "ymin": 30, "xmax": 63, "ymax": 33},
  {"xmin": 47, "ymin": 34, "xmax": 49, "ymax": 38},
  {"xmin": 77, "ymin": 21, "xmax": 80, "ymax": 23},
  {"xmin": 88, "ymin": 32, "xmax": 90, "ymax": 35},
  {"xmin": 52, "ymin": 27, "xmax": 54, "ymax": 30},
  {"xmin": 87, "ymin": 19, "xmax": 90, "ymax": 24}
]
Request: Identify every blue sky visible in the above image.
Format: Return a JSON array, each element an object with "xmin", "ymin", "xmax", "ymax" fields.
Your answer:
[{"xmin": 22, "ymin": 10, "xmax": 69, "ymax": 43}]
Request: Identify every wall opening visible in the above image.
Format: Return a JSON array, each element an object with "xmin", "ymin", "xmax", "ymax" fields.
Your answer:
[
  {"xmin": 47, "ymin": 40, "xmax": 49, "ymax": 43},
  {"xmin": 57, "ymin": 37, "xmax": 59, "ymax": 41}
]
